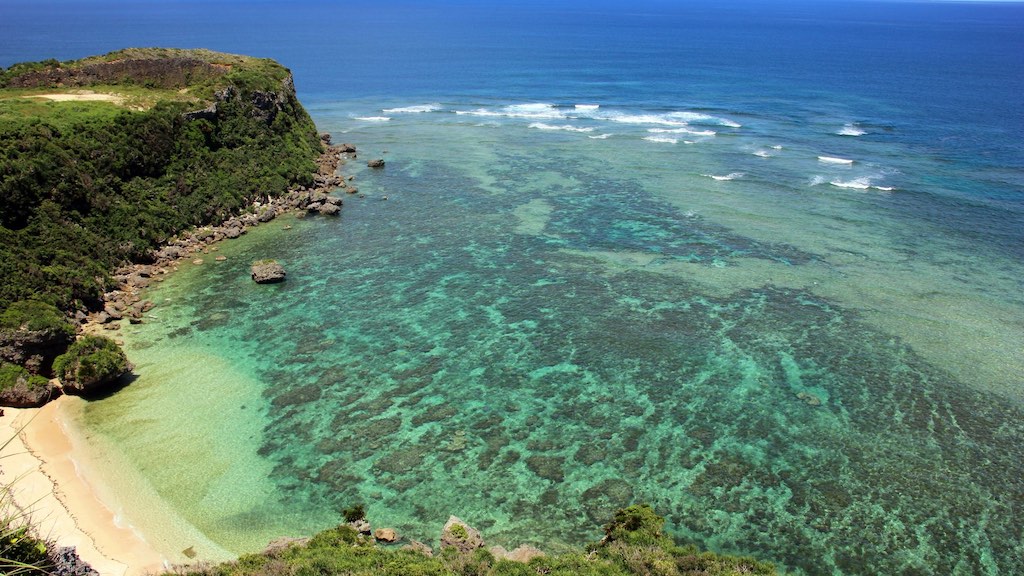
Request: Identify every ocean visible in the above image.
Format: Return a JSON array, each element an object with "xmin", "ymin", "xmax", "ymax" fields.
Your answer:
[{"xmin": 2, "ymin": 1, "xmax": 1023, "ymax": 574}]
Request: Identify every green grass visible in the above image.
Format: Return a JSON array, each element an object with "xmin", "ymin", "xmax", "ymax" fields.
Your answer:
[
  {"xmin": 0, "ymin": 98, "xmax": 126, "ymax": 133},
  {"xmin": 1, "ymin": 420, "xmax": 53, "ymax": 574}
]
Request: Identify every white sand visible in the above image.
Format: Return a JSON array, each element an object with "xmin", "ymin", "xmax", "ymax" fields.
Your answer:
[{"xmin": 0, "ymin": 399, "xmax": 168, "ymax": 576}]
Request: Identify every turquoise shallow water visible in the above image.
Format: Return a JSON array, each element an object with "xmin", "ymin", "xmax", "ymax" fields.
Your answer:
[
  {"xmin": 4, "ymin": 1, "xmax": 1021, "ymax": 573},
  {"xmin": 77, "ymin": 105, "xmax": 1024, "ymax": 574}
]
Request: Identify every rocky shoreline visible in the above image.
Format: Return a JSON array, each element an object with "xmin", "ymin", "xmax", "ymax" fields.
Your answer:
[{"xmin": 85, "ymin": 137, "xmax": 357, "ymax": 333}]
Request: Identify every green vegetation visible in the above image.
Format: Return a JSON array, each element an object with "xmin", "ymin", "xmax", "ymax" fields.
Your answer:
[
  {"xmin": 450, "ymin": 523, "xmax": 469, "ymax": 541},
  {"xmin": 342, "ymin": 504, "xmax": 367, "ymax": 524},
  {"xmin": 0, "ymin": 517, "xmax": 49, "ymax": 575},
  {"xmin": 0, "ymin": 48, "xmax": 322, "ymax": 315},
  {"xmin": 0, "ymin": 49, "xmax": 323, "ymax": 397},
  {"xmin": 0, "ymin": 362, "xmax": 50, "ymax": 394},
  {"xmin": 173, "ymin": 505, "xmax": 779, "ymax": 576},
  {"xmin": 0, "ymin": 301, "xmax": 75, "ymax": 337},
  {"xmin": 52, "ymin": 335, "xmax": 130, "ymax": 391}
]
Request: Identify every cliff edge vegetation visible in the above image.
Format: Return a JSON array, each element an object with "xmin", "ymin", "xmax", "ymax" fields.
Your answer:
[
  {"xmin": 175, "ymin": 505, "xmax": 779, "ymax": 576},
  {"xmin": 0, "ymin": 48, "xmax": 324, "ymax": 404}
]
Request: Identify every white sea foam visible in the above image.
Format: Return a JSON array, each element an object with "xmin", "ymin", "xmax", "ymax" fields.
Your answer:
[
  {"xmin": 829, "ymin": 177, "xmax": 872, "ymax": 189},
  {"xmin": 588, "ymin": 133, "xmax": 613, "ymax": 139},
  {"xmin": 873, "ymin": 186, "xmax": 896, "ymax": 192},
  {"xmin": 643, "ymin": 135, "xmax": 678, "ymax": 144},
  {"xmin": 771, "ymin": 145, "xmax": 783, "ymax": 150},
  {"xmin": 354, "ymin": 116, "xmax": 391, "ymax": 122},
  {"xmin": 837, "ymin": 123, "xmax": 866, "ymax": 136},
  {"xmin": 382, "ymin": 104, "xmax": 442, "ymax": 114},
  {"xmin": 809, "ymin": 175, "xmax": 828, "ymax": 186},
  {"xmin": 648, "ymin": 127, "xmax": 716, "ymax": 137},
  {"xmin": 455, "ymin": 103, "xmax": 566, "ymax": 120},
  {"xmin": 575, "ymin": 104, "xmax": 600, "ymax": 111},
  {"xmin": 604, "ymin": 113, "xmax": 688, "ymax": 127},
  {"xmin": 595, "ymin": 110, "xmax": 739, "ymax": 129},
  {"xmin": 753, "ymin": 149, "xmax": 773, "ymax": 158},
  {"xmin": 704, "ymin": 172, "xmax": 744, "ymax": 181},
  {"xmin": 665, "ymin": 111, "xmax": 741, "ymax": 128},
  {"xmin": 818, "ymin": 155, "xmax": 854, "ymax": 164},
  {"xmin": 529, "ymin": 122, "xmax": 595, "ymax": 133}
]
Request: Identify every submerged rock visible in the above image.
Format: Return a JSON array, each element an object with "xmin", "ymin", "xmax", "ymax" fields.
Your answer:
[
  {"xmin": 251, "ymin": 260, "xmax": 286, "ymax": 284},
  {"xmin": 367, "ymin": 158, "xmax": 385, "ymax": 168}
]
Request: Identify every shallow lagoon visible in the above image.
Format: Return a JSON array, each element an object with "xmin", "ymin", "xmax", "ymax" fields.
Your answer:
[{"xmin": 77, "ymin": 103, "xmax": 1024, "ymax": 574}]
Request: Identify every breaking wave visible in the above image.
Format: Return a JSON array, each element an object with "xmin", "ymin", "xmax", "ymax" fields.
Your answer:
[
  {"xmin": 818, "ymin": 155, "xmax": 854, "ymax": 164},
  {"xmin": 704, "ymin": 172, "xmax": 745, "ymax": 181},
  {"xmin": 528, "ymin": 122, "xmax": 595, "ymax": 133},
  {"xmin": 837, "ymin": 123, "xmax": 867, "ymax": 136},
  {"xmin": 643, "ymin": 135, "xmax": 678, "ymax": 144},
  {"xmin": 382, "ymin": 104, "xmax": 442, "ymax": 114}
]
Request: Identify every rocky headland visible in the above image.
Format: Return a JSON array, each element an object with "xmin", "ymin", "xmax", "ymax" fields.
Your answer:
[{"xmin": 0, "ymin": 49, "xmax": 329, "ymax": 407}]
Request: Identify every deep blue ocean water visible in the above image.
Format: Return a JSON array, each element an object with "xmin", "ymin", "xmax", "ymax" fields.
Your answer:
[{"xmin": 3, "ymin": 2, "xmax": 1023, "ymax": 574}]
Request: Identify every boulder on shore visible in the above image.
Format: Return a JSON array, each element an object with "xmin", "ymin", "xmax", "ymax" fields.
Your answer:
[
  {"xmin": 251, "ymin": 260, "xmax": 286, "ymax": 284},
  {"xmin": 403, "ymin": 540, "xmax": 433, "ymax": 558},
  {"xmin": 440, "ymin": 516, "xmax": 484, "ymax": 554},
  {"xmin": 490, "ymin": 544, "xmax": 546, "ymax": 563},
  {"xmin": 54, "ymin": 335, "xmax": 132, "ymax": 396}
]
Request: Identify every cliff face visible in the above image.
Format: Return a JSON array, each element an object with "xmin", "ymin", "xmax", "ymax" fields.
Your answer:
[
  {"xmin": 0, "ymin": 327, "xmax": 74, "ymax": 375},
  {"xmin": 186, "ymin": 73, "xmax": 299, "ymax": 126}
]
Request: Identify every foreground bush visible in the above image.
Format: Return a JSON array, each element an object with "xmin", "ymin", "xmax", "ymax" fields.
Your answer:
[{"xmin": 173, "ymin": 505, "xmax": 780, "ymax": 576}]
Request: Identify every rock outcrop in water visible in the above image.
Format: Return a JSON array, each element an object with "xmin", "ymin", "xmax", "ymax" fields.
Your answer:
[{"xmin": 251, "ymin": 260, "xmax": 287, "ymax": 284}]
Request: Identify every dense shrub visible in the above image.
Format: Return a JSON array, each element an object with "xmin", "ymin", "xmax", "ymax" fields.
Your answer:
[
  {"xmin": 52, "ymin": 335, "xmax": 131, "ymax": 393},
  {"xmin": 0, "ymin": 300, "xmax": 75, "ymax": 336},
  {"xmin": 0, "ymin": 363, "xmax": 49, "ymax": 392}
]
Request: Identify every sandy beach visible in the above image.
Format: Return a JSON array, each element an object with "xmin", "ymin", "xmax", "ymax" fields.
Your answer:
[{"xmin": 0, "ymin": 398, "xmax": 168, "ymax": 576}]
